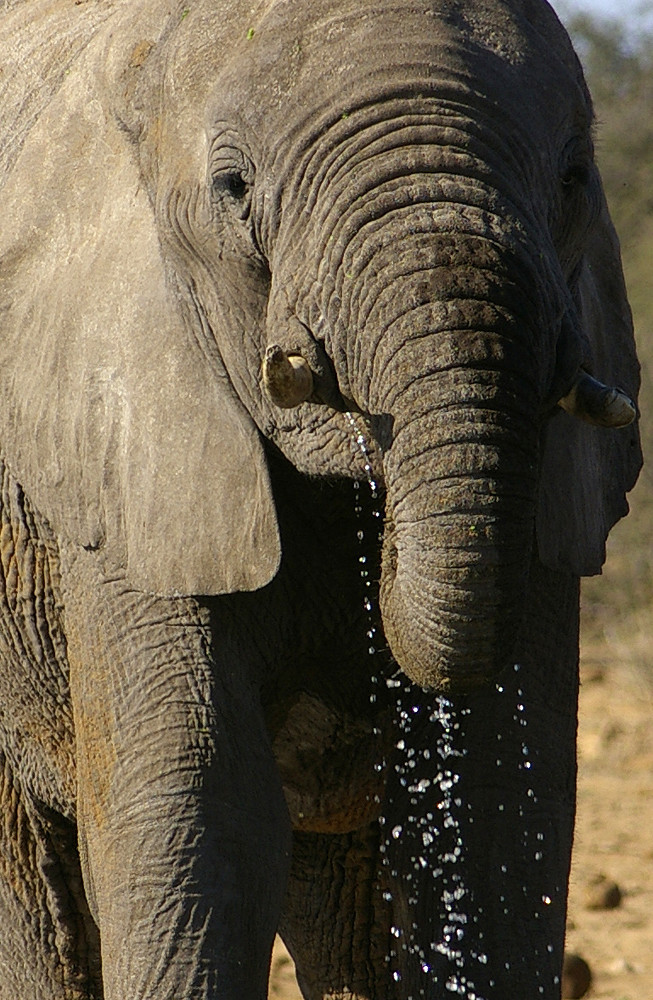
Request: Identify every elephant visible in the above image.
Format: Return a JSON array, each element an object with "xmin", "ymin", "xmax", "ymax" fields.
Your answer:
[{"xmin": 0, "ymin": 0, "xmax": 642, "ymax": 997}]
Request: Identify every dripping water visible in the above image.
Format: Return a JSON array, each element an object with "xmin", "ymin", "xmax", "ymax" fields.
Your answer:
[
  {"xmin": 500, "ymin": 666, "xmax": 561, "ymax": 991},
  {"xmin": 345, "ymin": 412, "xmax": 487, "ymax": 998},
  {"xmin": 345, "ymin": 410, "xmax": 386, "ymax": 785},
  {"xmin": 387, "ymin": 679, "xmax": 488, "ymax": 999},
  {"xmin": 345, "ymin": 413, "xmax": 487, "ymax": 1000},
  {"xmin": 345, "ymin": 414, "xmax": 560, "ymax": 997}
]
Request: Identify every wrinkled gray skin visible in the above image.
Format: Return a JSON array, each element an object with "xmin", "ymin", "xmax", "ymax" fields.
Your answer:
[{"xmin": 0, "ymin": 0, "xmax": 642, "ymax": 998}]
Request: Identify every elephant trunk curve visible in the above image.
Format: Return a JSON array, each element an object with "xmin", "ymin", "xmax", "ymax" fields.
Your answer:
[
  {"xmin": 268, "ymin": 136, "xmax": 571, "ymax": 691},
  {"xmin": 364, "ymin": 242, "xmax": 543, "ymax": 692},
  {"xmin": 379, "ymin": 385, "xmax": 539, "ymax": 691}
]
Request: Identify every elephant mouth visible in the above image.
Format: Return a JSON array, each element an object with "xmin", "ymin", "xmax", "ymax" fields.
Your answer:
[{"xmin": 269, "ymin": 692, "xmax": 390, "ymax": 832}]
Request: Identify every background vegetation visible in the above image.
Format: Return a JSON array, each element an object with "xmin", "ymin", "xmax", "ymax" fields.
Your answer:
[{"xmin": 560, "ymin": 7, "xmax": 653, "ymax": 673}]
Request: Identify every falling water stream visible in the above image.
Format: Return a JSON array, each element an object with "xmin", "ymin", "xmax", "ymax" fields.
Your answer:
[
  {"xmin": 345, "ymin": 411, "xmax": 486, "ymax": 998},
  {"xmin": 344, "ymin": 414, "xmax": 560, "ymax": 998}
]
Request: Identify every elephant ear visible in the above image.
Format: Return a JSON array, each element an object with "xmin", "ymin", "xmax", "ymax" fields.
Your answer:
[
  {"xmin": 536, "ymin": 193, "xmax": 642, "ymax": 576},
  {"xmin": 0, "ymin": 45, "xmax": 280, "ymax": 597}
]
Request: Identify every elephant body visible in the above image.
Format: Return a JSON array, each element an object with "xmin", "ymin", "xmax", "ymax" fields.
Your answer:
[{"xmin": 0, "ymin": 0, "xmax": 641, "ymax": 998}]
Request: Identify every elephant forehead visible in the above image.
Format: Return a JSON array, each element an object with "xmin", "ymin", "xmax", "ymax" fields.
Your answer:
[{"xmin": 206, "ymin": 0, "xmax": 583, "ymax": 143}]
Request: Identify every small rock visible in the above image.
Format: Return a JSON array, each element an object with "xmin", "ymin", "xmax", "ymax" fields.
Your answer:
[
  {"xmin": 608, "ymin": 956, "xmax": 638, "ymax": 974},
  {"xmin": 581, "ymin": 664, "xmax": 606, "ymax": 684},
  {"xmin": 562, "ymin": 952, "xmax": 592, "ymax": 999},
  {"xmin": 584, "ymin": 873, "xmax": 622, "ymax": 910}
]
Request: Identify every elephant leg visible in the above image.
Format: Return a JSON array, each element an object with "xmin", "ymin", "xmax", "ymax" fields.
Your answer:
[
  {"xmin": 60, "ymin": 545, "xmax": 291, "ymax": 1000},
  {"xmin": 0, "ymin": 749, "xmax": 101, "ymax": 1000},
  {"xmin": 0, "ymin": 469, "xmax": 101, "ymax": 998},
  {"xmin": 279, "ymin": 823, "xmax": 397, "ymax": 1000}
]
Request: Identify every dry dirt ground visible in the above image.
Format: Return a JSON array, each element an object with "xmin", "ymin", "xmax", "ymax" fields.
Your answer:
[{"xmin": 268, "ymin": 652, "xmax": 653, "ymax": 1000}]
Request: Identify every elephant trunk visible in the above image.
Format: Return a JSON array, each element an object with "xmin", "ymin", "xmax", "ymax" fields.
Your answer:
[
  {"xmin": 379, "ymin": 385, "xmax": 538, "ymax": 691},
  {"xmin": 366, "ymin": 240, "xmax": 543, "ymax": 692}
]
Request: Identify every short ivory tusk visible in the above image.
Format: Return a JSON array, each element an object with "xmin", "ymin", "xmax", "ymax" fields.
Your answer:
[
  {"xmin": 261, "ymin": 344, "xmax": 314, "ymax": 408},
  {"xmin": 558, "ymin": 371, "xmax": 636, "ymax": 428}
]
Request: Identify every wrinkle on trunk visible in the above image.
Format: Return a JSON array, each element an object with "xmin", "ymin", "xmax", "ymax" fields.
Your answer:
[
  {"xmin": 379, "ymin": 354, "xmax": 540, "ymax": 691},
  {"xmin": 357, "ymin": 232, "xmax": 545, "ymax": 691},
  {"xmin": 272, "ymin": 120, "xmax": 561, "ymax": 691}
]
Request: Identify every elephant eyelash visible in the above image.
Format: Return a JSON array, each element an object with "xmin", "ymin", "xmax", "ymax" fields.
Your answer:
[{"xmin": 208, "ymin": 135, "xmax": 255, "ymax": 216}]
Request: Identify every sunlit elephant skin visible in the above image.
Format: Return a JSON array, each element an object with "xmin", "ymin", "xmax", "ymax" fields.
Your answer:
[{"xmin": 0, "ymin": 0, "xmax": 641, "ymax": 998}]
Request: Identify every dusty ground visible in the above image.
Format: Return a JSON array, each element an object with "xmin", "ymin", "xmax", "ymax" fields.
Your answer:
[
  {"xmin": 269, "ymin": 651, "xmax": 653, "ymax": 1000},
  {"xmin": 565, "ymin": 648, "xmax": 653, "ymax": 999}
]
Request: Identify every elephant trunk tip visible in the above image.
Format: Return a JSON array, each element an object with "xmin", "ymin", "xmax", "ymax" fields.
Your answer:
[
  {"xmin": 380, "ymin": 571, "xmax": 522, "ymax": 694},
  {"xmin": 389, "ymin": 633, "xmax": 513, "ymax": 695}
]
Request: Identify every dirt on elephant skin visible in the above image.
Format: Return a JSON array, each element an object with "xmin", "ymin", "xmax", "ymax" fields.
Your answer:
[{"xmin": 268, "ymin": 657, "xmax": 653, "ymax": 1000}]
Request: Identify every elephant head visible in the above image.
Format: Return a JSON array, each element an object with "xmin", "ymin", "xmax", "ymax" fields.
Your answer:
[{"xmin": 0, "ymin": 0, "xmax": 640, "ymax": 691}]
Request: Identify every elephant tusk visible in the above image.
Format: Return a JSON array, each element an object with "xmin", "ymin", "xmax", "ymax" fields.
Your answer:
[
  {"xmin": 558, "ymin": 371, "xmax": 636, "ymax": 428},
  {"xmin": 261, "ymin": 344, "xmax": 314, "ymax": 408}
]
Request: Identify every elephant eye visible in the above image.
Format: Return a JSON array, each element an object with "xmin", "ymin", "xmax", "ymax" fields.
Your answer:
[
  {"xmin": 209, "ymin": 135, "xmax": 255, "ymax": 220},
  {"xmin": 560, "ymin": 136, "xmax": 593, "ymax": 192},
  {"xmin": 213, "ymin": 170, "xmax": 249, "ymax": 200},
  {"xmin": 211, "ymin": 168, "xmax": 252, "ymax": 221},
  {"xmin": 561, "ymin": 162, "xmax": 590, "ymax": 189}
]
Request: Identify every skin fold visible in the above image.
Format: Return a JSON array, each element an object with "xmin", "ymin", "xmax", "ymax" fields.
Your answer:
[{"xmin": 0, "ymin": 0, "xmax": 641, "ymax": 998}]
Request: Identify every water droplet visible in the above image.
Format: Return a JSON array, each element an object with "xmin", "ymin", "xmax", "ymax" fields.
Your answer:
[
  {"xmin": 542, "ymin": 895, "xmax": 552, "ymax": 906},
  {"xmin": 391, "ymin": 825, "xmax": 403, "ymax": 839}
]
